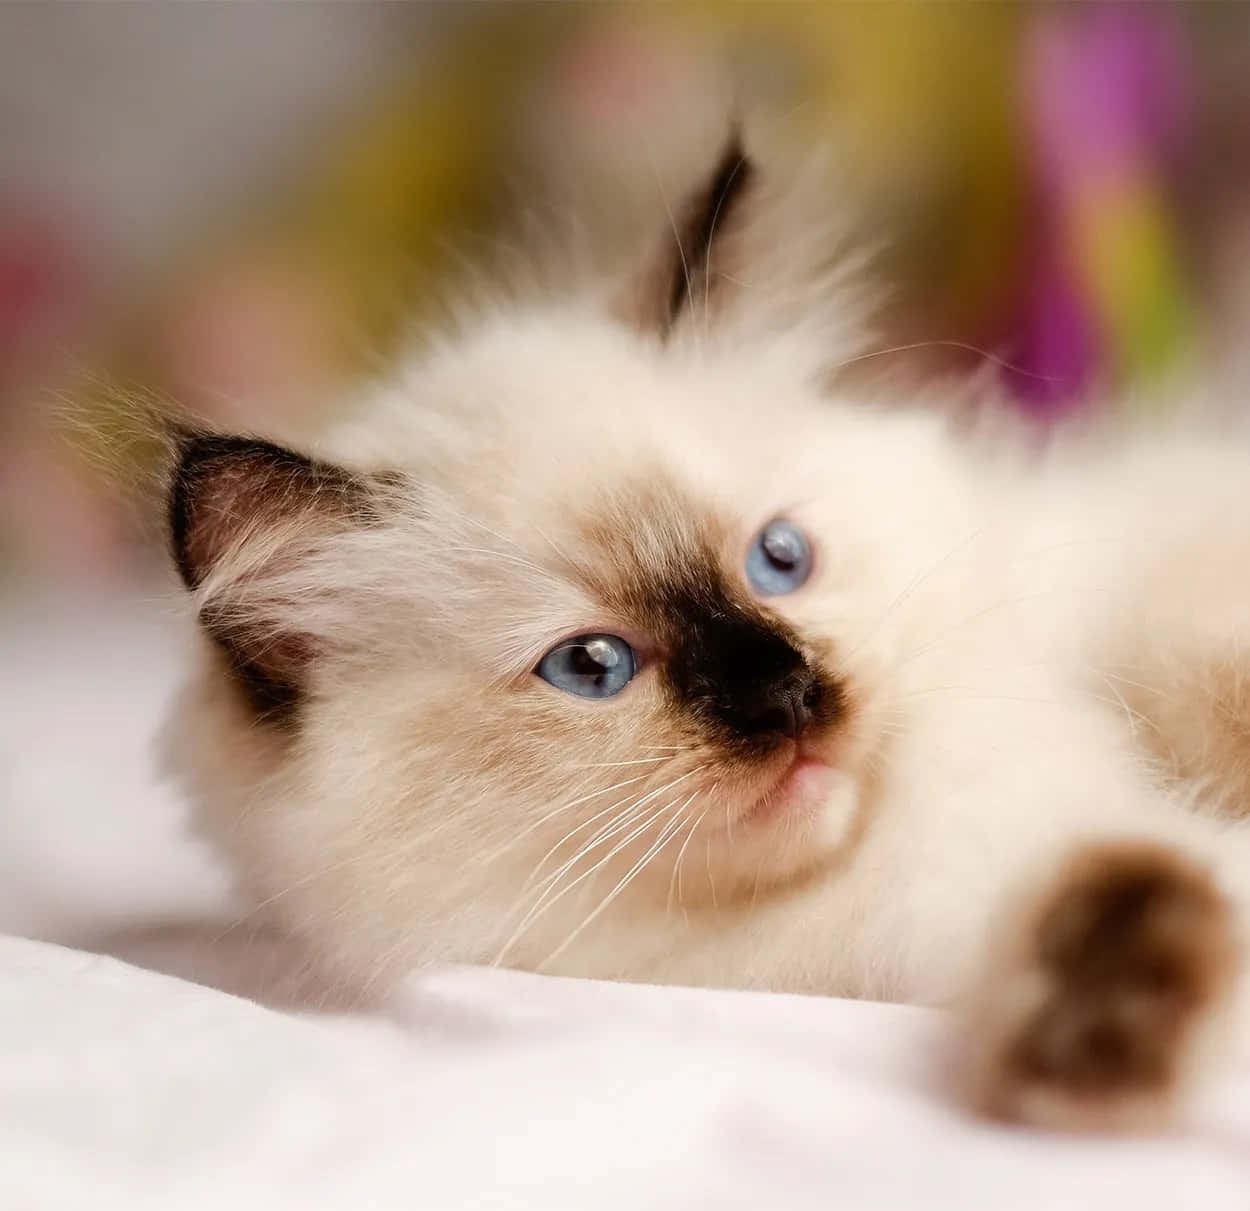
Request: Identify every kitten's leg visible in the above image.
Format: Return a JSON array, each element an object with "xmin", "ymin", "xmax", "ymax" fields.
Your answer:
[
  {"xmin": 961, "ymin": 839, "xmax": 1238, "ymax": 1132},
  {"xmin": 1086, "ymin": 472, "xmax": 1250, "ymax": 821},
  {"xmin": 1103, "ymin": 636, "xmax": 1250, "ymax": 821}
]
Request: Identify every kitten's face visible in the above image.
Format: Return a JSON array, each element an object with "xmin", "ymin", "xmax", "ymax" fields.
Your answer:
[{"xmin": 166, "ymin": 139, "xmax": 929, "ymax": 982}]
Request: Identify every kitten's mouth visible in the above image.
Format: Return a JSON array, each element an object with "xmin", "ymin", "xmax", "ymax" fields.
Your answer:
[{"xmin": 741, "ymin": 753, "xmax": 838, "ymax": 826}]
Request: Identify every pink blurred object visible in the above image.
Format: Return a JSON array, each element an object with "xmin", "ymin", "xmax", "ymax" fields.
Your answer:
[
  {"xmin": 559, "ymin": 21, "xmax": 688, "ymax": 129},
  {"xmin": 1010, "ymin": 3, "xmax": 1193, "ymax": 413},
  {"xmin": 0, "ymin": 210, "xmax": 79, "ymax": 384},
  {"xmin": 156, "ymin": 257, "xmax": 343, "ymax": 434},
  {"xmin": 1027, "ymin": 4, "xmax": 1188, "ymax": 202},
  {"xmin": 0, "ymin": 204, "xmax": 135, "ymax": 585}
]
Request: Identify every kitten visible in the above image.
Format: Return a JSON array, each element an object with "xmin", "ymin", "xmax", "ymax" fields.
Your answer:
[{"xmin": 162, "ymin": 132, "xmax": 1250, "ymax": 1132}]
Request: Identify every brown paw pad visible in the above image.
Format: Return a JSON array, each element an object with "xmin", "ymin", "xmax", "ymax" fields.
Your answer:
[{"xmin": 981, "ymin": 844, "xmax": 1235, "ymax": 1131}]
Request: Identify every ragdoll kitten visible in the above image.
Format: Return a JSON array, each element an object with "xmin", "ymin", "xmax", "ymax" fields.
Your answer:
[{"xmin": 163, "ymin": 133, "xmax": 1250, "ymax": 1132}]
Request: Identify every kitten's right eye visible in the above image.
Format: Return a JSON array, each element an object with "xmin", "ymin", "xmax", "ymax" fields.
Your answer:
[{"xmin": 536, "ymin": 633, "xmax": 637, "ymax": 699}]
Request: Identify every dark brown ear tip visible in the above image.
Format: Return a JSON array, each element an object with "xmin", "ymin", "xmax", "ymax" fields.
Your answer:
[
  {"xmin": 662, "ymin": 126, "xmax": 757, "ymax": 332},
  {"xmin": 169, "ymin": 431, "xmax": 219, "ymax": 590},
  {"xmin": 174, "ymin": 432, "xmax": 312, "ymax": 479},
  {"xmin": 168, "ymin": 433, "xmax": 316, "ymax": 590}
]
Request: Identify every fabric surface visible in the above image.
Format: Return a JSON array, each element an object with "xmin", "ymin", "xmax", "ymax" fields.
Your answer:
[
  {"xmin": 3, "ymin": 588, "xmax": 1250, "ymax": 1209},
  {"xmin": 4, "ymin": 941, "xmax": 1250, "ymax": 1210}
]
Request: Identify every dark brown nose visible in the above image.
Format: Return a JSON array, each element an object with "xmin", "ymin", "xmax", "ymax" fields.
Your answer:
[
  {"xmin": 694, "ymin": 618, "xmax": 828, "ymax": 744},
  {"xmin": 739, "ymin": 669, "xmax": 818, "ymax": 740},
  {"xmin": 664, "ymin": 585, "xmax": 842, "ymax": 750}
]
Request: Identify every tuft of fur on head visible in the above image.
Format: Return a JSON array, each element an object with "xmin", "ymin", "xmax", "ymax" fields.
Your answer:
[
  {"xmin": 450, "ymin": 115, "xmax": 881, "ymax": 385},
  {"xmin": 160, "ymin": 127, "xmax": 975, "ymax": 993}
]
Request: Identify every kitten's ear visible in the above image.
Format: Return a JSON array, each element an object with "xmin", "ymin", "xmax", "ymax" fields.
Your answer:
[
  {"xmin": 616, "ymin": 128, "xmax": 755, "ymax": 340},
  {"xmin": 169, "ymin": 433, "xmax": 378, "ymax": 721}
]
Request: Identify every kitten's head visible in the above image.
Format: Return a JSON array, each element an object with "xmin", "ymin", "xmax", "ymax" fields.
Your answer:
[{"xmin": 164, "ymin": 134, "xmax": 952, "ymax": 985}]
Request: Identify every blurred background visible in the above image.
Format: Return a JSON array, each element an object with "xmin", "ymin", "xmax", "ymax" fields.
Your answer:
[
  {"xmin": 1, "ymin": 3, "xmax": 1249, "ymax": 940},
  {"xmin": 4, "ymin": 1, "xmax": 1250, "ymax": 591}
]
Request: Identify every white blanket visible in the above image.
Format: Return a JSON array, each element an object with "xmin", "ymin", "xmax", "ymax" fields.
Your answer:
[
  {"xmin": 5, "ymin": 941, "xmax": 1250, "ymax": 1210},
  {"xmin": 4, "ymin": 591, "xmax": 1250, "ymax": 1209}
]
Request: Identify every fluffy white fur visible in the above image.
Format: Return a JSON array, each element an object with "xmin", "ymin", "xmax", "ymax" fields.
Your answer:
[{"xmin": 163, "ymin": 139, "xmax": 1250, "ymax": 1128}]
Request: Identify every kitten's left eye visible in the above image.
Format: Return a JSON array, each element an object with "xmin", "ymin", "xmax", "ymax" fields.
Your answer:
[
  {"xmin": 746, "ymin": 519, "xmax": 812, "ymax": 595},
  {"xmin": 536, "ymin": 633, "xmax": 637, "ymax": 698}
]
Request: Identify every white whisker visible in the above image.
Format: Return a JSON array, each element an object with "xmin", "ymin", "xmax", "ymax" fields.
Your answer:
[
  {"xmin": 540, "ymin": 792, "xmax": 696, "ymax": 970},
  {"xmin": 567, "ymin": 756, "xmax": 674, "ymax": 769},
  {"xmin": 480, "ymin": 772, "xmax": 652, "ymax": 870},
  {"xmin": 891, "ymin": 590, "xmax": 1065, "ymax": 674},
  {"xmin": 493, "ymin": 792, "xmax": 681, "ymax": 967},
  {"xmin": 844, "ymin": 526, "xmax": 986, "ymax": 665},
  {"xmin": 702, "ymin": 150, "xmax": 749, "ymax": 343},
  {"xmin": 523, "ymin": 767, "xmax": 704, "ymax": 894},
  {"xmin": 705, "ymin": 834, "xmax": 719, "ymax": 911},
  {"xmin": 668, "ymin": 802, "xmax": 708, "ymax": 916},
  {"xmin": 493, "ymin": 767, "xmax": 706, "ymax": 965},
  {"xmin": 827, "ymin": 339, "xmax": 1064, "ymax": 386},
  {"xmin": 650, "ymin": 149, "xmax": 693, "ymax": 328}
]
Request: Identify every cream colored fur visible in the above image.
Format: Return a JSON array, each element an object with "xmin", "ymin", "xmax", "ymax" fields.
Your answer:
[{"xmin": 162, "ymin": 143, "xmax": 1250, "ymax": 1127}]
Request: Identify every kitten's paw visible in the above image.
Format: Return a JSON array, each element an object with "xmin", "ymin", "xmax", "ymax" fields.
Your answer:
[{"xmin": 963, "ymin": 842, "xmax": 1236, "ymax": 1132}]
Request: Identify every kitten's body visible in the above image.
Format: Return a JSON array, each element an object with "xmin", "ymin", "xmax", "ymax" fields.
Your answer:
[{"xmin": 163, "ymin": 139, "xmax": 1250, "ymax": 1130}]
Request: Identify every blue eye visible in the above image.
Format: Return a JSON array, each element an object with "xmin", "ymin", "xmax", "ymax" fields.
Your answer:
[
  {"xmin": 746, "ymin": 520, "xmax": 812, "ymax": 595},
  {"xmin": 536, "ymin": 633, "xmax": 637, "ymax": 698}
]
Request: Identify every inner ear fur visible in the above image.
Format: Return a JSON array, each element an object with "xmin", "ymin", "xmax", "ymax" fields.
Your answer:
[{"xmin": 168, "ymin": 433, "xmax": 379, "ymax": 722}]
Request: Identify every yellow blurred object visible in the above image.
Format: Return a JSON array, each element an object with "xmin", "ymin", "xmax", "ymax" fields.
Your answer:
[
  {"xmin": 662, "ymin": 3, "xmax": 1030, "ymax": 341},
  {"xmin": 71, "ymin": 7, "xmax": 591, "ymax": 462}
]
